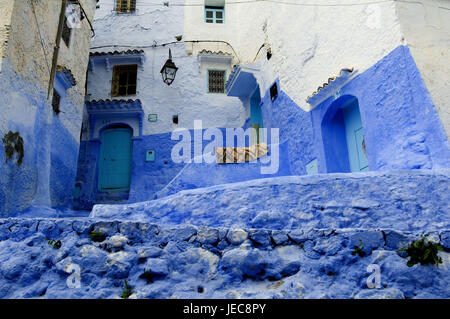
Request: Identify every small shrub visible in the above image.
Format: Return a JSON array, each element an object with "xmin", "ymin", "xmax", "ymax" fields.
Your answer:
[
  {"xmin": 399, "ymin": 235, "xmax": 443, "ymax": 267},
  {"xmin": 46, "ymin": 239, "xmax": 62, "ymax": 249},
  {"xmin": 120, "ymin": 280, "xmax": 133, "ymax": 299},
  {"xmin": 351, "ymin": 240, "xmax": 366, "ymax": 257},
  {"xmin": 89, "ymin": 230, "xmax": 107, "ymax": 242}
]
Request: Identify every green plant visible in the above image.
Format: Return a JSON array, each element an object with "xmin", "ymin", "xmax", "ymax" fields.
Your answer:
[
  {"xmin": 120, "ymin": 280, "xmax": 133, "ymax": 299},
  {"xmin": 351, "ymin": 240, "xmax": 366, "ymax": 257},
  {"xmin": 2, "ymin": 131, "xmax": 24, "ymax": 166},
  {"xmin": 139, "ymin": 268, "xmax": 153, "ymax": 284},
  {"xmin": 46, "ymin": 239, "xmax": 62, "ymax": 249},
  {"xmin": 399, "ymin": 235, "xmax": 443, "ymax": 267},
  {"xmin": 89, "ymin": 230, "xmax": 107, "ymax": 242}
]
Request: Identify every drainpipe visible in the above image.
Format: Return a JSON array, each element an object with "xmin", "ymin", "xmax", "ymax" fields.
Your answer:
[{"xmin": 47, "ymin": 0, "xmax": 67, "ymax": 99}]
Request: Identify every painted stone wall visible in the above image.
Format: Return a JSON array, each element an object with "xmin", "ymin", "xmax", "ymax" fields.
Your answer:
[
  {"xmin": 309, "ymin": 45, "xmax": 450, "ymax": 173},
  {"xmin": 0, "ymin": 0, "xmax": 97, "ymax": 216},
  {"xmin": 75, "ymin": 125, "xmax": 288, "ymax": 208},
  {"xmin": 91, "ymin": 170, "xmax": 450, "ymax": 233},
  {"xmin": 78, "ymin": 1, "xmax": 449, "ymax": 207},
  {"xmin": 157, "ymin": 44, "xmax": 450, "ymax": 197},
  {"xmin": 0, "ymin": 218, "xmax": 449, "ymax": 299}
]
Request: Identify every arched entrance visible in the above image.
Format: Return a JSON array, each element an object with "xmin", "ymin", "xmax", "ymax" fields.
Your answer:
[
  {"xmin": 98, "ymin": 125, "xmax": 133, "ymax": 192},
  {"xmin": 321, "ymin": 95, "xmax": 368, "ymax": 173}
]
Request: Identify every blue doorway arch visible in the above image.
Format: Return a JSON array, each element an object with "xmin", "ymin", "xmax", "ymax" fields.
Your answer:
[
  {"xmin": 98, "ymin": 125, "xmax": 133, "ymax": 192},
  {"xmin": 321, "ymin": 95, "xmax": 368, "ymax": 173}
]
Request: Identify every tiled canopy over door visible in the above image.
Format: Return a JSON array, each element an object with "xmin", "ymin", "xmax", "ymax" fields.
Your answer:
[
  {"xmin": 343, "ymin": 101, "xmax": 369, "ymax": 172},
  {"xmin": 98, "ymin": 127, "xmax": 133, "ymax": 191}
]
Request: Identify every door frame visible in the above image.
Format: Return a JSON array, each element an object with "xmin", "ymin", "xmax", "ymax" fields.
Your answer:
[{"xmin": 97, "ymin": 124, "xmax": 133, "ymax": 192}]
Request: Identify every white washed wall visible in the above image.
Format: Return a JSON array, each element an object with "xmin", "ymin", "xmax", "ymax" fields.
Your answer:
[
  {"xmin": 88, "ymin": 0, "xmax": 245, "ymax": 136},
  {"xmin": 185, "ymin": 0, "xmax": 403, "ymax": 110},
  {"xmin": 395, "ymin": 0, "xmax": 450, "ymax": 138}
]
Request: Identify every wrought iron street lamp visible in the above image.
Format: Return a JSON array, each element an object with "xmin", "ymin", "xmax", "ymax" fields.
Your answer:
[{"xmin": 160, "ymin": 49, "xmax": 178, "ymax": 86}]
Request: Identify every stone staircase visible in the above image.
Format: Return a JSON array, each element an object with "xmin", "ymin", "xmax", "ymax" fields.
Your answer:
[{"xmin": 0, "ymin": 169, "xmax": 449, "ymax": 298}]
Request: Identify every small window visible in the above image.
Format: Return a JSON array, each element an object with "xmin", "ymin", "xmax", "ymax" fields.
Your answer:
[
  {"xmin": 270, "ymin": 82, "xmax": 278, "ymax": 101},
  {"xmin": 116, "ymin": 0, "xmax": 136, "ymax": 13},
  {"xmin": 172, "ymin": 115, "xmax": 179, "ymax": 125},
  {"xmin": 208, "ymin": 70, "xmax": 226, "ymax": 93},
  {"xmin": 205, "ymin": 6, "xmax": 224, "ymax": 24},
  {"xmin": 111, "ymin": 64, "xmax": 138, "ymax": 97},
  {"xmin": 52, "ymin": 90, "xmax": 61, "ymax": 115},
  {"xmin": 61, "ymin": 16, "xmax": 72, "ymax": 47}
]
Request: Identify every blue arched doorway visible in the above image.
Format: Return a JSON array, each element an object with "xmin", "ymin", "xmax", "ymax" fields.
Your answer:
[
  {"xmin": 98, "ymin": 125, "xmax": 133, "ymax": 192},
  {"xmin": 321, "ymin": 95, "xmax": 368, "ymax": 173}
]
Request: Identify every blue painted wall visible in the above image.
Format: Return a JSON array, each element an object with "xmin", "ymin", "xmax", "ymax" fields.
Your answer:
[
  {"xmin": 74, "ymin": 45, "xmax": 450, "ymax": 208},
  {"xmin": 0, "ymin": 217, "xmax": 449, "ymax": 298},
  {"xmin": 260, "ymin": 78, "xmax": 317, "ymax": 176},
  {"xmin": 0, "ymin": 63, "xmax": 82, "ymax": 216},
  {"xmin": 261, "ymin": 45, "xmax": 449, "ymax": 176},
  {"xmin": 311, "ymin": 45, "xmax": 450, "ymax": 173}
]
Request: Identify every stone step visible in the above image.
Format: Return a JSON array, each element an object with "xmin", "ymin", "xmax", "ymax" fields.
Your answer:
[{"xmin": 90, "ymin": 169, "xmax": 450, "ymax": 232}]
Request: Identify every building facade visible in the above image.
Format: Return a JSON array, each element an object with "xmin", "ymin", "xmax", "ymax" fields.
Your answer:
[
  {"xmin": 0, "ymin": 0, "xmax": 97, "ymax": 216},
  {"xmin": 75, "ymin": 0, "xmax": 450, "ymax": 209}
]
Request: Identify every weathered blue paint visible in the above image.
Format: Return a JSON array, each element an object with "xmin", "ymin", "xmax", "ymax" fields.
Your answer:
[
  {"xmin": 0, "ymin": 217, "xmax": 448, "ymax": 298},
  {"xmin": 74, "ymin": 45, "xmax": 449, "ymax": 208},
  {"xmin": 91, "ymin": 169, "xmax": 450, "ymax": 232},
  {"xmin": 0, "ymin": 62, "xmax": 82, "ymax": 216},
  {"xmin": 260, "ymin": 78, "xmax": 317, "ymax": 176},
  {"xmin": 311, "ymin": 45, "xmax": 450, "ymax": 173}
]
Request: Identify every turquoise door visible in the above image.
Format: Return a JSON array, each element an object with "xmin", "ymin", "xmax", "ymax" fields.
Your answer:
[
  {"xmin": 98, "ymin": 127, "xmax": 133, "ymax": 192},
  {"xmin": 250, "ymin": 88, "xmax": 263, "ymax": 145},
  {"xmin": 343, "ymin": 101, "xmax": 369, "ymax": 172}
]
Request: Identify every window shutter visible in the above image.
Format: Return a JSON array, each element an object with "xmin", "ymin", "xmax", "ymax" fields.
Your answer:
[{"xmin": 111, "ymin": 66, "xmax": 120, "ymax": 97}]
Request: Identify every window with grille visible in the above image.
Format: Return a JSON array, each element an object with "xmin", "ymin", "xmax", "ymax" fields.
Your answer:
[
  {"xmin": 116, "ymin": 0, "xmax": 136, "ymax": 13},
  {"xmin": 205, "ymin": 6, "xmax": 224, "ymax": 23},
  {"xmin": 208, "ymin": 70, "xmax": 226, "ymax": 93},
  {"xmin": 62, "ymin": 16, "xmax": 71, "ymax": 47},
  {"xmin": 111, "ymin": 65, "xmax": 138, "ymax": 97}
]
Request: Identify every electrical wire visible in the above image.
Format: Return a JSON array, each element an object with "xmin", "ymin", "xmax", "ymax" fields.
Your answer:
[
  {"xmin": 252, "ymin": 43, "xmax": 266, "ymax": 62},
  {"xmin": 96, "ymin": 0, "xmax": 449, "ymax": 9},
  {"xmin": 91, "ymin": 39, "xmax": 242, "ymax": 63},
  {"xmin": 90, "ymin": 0, "xmax": 449, "ymax": 63},
  {"xmin": 75, "ymin": 0, "xmax": 96, "ymax": 37}
]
